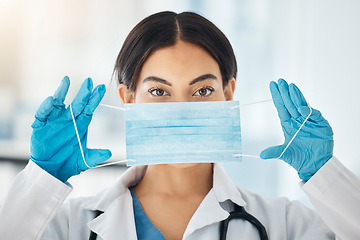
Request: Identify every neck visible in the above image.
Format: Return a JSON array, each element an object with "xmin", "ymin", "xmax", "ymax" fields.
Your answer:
[{"xmin": 135, "ymin": 163, "xmax": 213, "ymax": 198}]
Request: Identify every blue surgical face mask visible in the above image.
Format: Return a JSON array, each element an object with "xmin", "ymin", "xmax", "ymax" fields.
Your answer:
[
  {"xmin": 124, "ymin": 100, "xmax": 242, "ymax": 166},
  {"xmin": 70, "ymin": 99, "xmax": 311, "ymax": 168}
]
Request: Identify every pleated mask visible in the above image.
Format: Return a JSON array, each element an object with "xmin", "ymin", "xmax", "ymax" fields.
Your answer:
[
  {"xmin": 70, "ymin": 99, "xmax": 311, "ymax": 168},
  {"xmin": 124, "ymin": 100, "xmax": 242, "ymax": 166}
]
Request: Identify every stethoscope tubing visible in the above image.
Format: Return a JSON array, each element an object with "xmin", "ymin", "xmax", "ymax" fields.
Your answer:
[{"xmin": 219, "ymin": 205, "xmax": 268, "ymax": 240}]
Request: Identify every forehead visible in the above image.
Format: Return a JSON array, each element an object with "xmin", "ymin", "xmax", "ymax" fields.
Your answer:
[{"xmin": 138, "ymin": 41, "xmax": 221, "ymax": 81}]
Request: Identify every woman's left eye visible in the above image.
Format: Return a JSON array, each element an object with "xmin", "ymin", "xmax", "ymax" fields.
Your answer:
[{"xmin": 193, "ymin": 87, "xmax": 215, "ymax": 97}]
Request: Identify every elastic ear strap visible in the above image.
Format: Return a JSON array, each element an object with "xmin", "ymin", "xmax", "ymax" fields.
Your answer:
[
  {"xmin": 231, "ymin": 99, "xmax": 272, "ymax": 109},
  {"xmin": 99, "ymin": 103, "xmax": 128, "ymax": 111},
  {"xmin": 277, "ymin": 104, "xmax": 312, "ymax": 158},
  {"xmin": 69, "ymin": 103, "xmax": 133, "ymax": 169},
  {"xmin": 69, "ymin": 103, "xmax": 91, "ymax": 169},
  {"xmin": 233, "ymin": 104, "xmax": 313, "ymax": 159},
  {"xmin": 92, "ymin": 159, "xmax": 135, "ymax": 168}
]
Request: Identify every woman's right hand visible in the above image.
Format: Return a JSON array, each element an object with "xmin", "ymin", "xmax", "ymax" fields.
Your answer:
[{"xmin": 30, "ymin": 76, "xmax": 112, "ymax": 182}]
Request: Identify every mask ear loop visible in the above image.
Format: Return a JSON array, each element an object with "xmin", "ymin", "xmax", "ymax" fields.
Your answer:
[
  {"xmin": 98, "ymin": 103, "xmax": 128, "ymax": 111},
  {"xmin": 70, "ymin": 103, "xmax": 133, "ymax": 169},
  {"xmin": 231, "ymin": 99, "xmax": 273, "ymax": 109},
  {"xmin": 232, "ymin": 102, "xmax": 313, "ymax": 159},
  {"xmin": 277, "ymin": 105, "xmax": 312, "ymax": 159},
  {"xmin": 70, "ymin": 103, "xmax": 91, "ymax": 169}
]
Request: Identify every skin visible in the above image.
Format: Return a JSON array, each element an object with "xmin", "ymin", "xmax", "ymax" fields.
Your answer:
[{"xmin": 119, "ymin": 41, "xmax": 236, "ymax": 240}]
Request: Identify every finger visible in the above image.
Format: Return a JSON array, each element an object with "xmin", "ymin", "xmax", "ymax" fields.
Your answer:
[
  {"xmin": 270, "ymin": 81, "xmax": 291, "ymax": 121},
  {"xmin": 260, "ymin": 145, "xmax": 284, "ymax": 159},
  {"xmin": 48, "ymin": 76, "xmax": 70, "ymax": 120},
  {"xmin": 71, "ymin": 78, "xmax": 93, "ymax": 116},
  {"xmin": 277, "ymin": 79, "xmax": 301, "ymax": 119},
  {"xmin": 32, "ymin": 96, "xmax": 54, "ymax": 128},
  {"xmin": 53, "ymin": 76, "xmax": 70, "ymax": 105},
  {"xmin": 289, "ymin": 83, "xmax": 308, "ymax": 108},
  {"xmin": 298, "ymin": 106, "xmax": 325, "ymax": 122},
  {"xmin": 83, "ymin": 84, "xmax": 106, "ymax": 116},
  {"xmin": 84, "ymin": 148, "xmax": 112, "ymax": 168}
]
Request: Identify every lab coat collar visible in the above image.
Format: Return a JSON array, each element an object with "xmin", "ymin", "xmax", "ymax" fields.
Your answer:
[
  {"xmin": 82, "ymin": 163, "xmax": 246, "ymax": 239},
  {"xmin": 81, "ymin": 165, "xmax": 148, "ymax": 212},
  {"xmin": 87, "ymin": 191, "xmax": 137, "ymax": 240},
  {"xmin": 183, "ymin": 163, "xmax": 246, "ymax": 237},
  {"xmin": 212, "ymin": 163, "xmax": 246, "ymax": 207},
  {"xmin": 82, "ymin": 165, "xmax": 147, "ymax": 239}
]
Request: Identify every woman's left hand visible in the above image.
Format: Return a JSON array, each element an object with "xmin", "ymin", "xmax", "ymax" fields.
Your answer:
[{"xmin": 260, "ymin": 79, "xmax": 334, "ymax": 181}]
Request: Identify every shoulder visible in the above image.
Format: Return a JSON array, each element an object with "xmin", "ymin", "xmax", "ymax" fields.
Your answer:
[
  {"xmin": 235, "ymin": 185, "xmax": 333, "ymax": 238},
  {"xmin": 235, "ymin": 185, "xmax": 291, "ymax": 222},
  {"xmin": 236, "ymin": 185, "xmax": 289, "ymax": 207},
  {"xmin": 237, "ymin": 184, "xmax": 320, "ymax": 220}
]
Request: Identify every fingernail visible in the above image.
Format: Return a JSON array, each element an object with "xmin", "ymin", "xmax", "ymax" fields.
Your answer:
[
  {"xmin": 99, "ymin": 84, "xmax": 106, "ymax": 94},
  {"xmin": 292, "ymin": 84, "xmax": 301, "ymax": 94},
  {"xmin": 86, "ymin": 78, "xmax": 93, "ymax": 89},
  {"xmin": 270, "ymin": 81, "xmax": 277, "ymax": 87},
  {"xmin": 269, "ymin": 81, "xmax": 279, "ymax": 92},
  {"xmin": 289, "ymin": 83, "xmax": 296, "ymax": 92},
  {"xmin": 62, "ymin": 76, "xmax": 70, "ymax": 85}
]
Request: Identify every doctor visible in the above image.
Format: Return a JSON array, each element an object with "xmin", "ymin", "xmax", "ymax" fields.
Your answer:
[{"xmin": 1, "ymin": 11, "xmax": 360, "ymax": 240}]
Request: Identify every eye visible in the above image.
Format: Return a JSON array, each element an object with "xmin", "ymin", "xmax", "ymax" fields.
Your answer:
[
  {"xmin": 148, "ymin": 87, "xmax": 169, "ymax": 97},
  {"xmin": 193, "ymin": 86, "xmax": 215, "ymax": 97}
]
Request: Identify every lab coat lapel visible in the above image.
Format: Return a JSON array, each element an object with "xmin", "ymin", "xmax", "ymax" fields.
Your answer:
[
  {"xmin": 183, "ymin": 163, "xmax": 246, "ymax": 238},
  {"xmin": 82, "ymin": 165, "xmax": 147, "ymax": 211},
  {"xmin": 183, "ymin": 189, "xmax": 229, "ymax": 238},
  {"xmin": 212, "ymin": 163, "xmax": 246, "ymax": 207},
  {"xmin": 87, "ymin": 190, "xmax": 137, "ymax": 240},
  {"xmin": 82, "ymin": 165, "xmax": 148, "ymax": 240}
]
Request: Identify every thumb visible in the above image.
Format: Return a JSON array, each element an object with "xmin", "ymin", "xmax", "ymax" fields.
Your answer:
[
  {"xmin": 260, "ymin": 145, "xmax": 284, "ymax": 159},
  {"xmin": 86, "ymin": 148, "xmax": 112, "ymax": 167}
]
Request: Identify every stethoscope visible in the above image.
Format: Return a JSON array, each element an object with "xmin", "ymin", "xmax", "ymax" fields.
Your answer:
[
  {"xmin": 89, "ymin": 204, "xmax": 268, "ymax": 240},
  {"xmin": 220, "ymin": 204, "xmax": 268, "ymax": 240}
]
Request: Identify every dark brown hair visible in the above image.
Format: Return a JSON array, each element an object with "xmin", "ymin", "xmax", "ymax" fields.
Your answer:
[{"xmin": 114, "ymin": 11, "xmax": 237, "ymax": 91}]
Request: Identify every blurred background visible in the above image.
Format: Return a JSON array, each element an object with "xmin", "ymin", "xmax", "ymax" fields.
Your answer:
[{"xmin": 1, "ymin": 0, "xmax": 360, "ymax": 207}]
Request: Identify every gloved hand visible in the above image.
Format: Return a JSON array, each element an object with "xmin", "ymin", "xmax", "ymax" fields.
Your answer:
[
  {"xmin": 260, "ymin": 79, "xmax": 334, "ymax": 181},
  {"xmin": 30, "ymin": 76, "xmax": 112, "ymax": 182}
]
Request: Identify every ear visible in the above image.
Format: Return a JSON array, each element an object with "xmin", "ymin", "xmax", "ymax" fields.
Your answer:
[
  {"xmin": 223, "ymin": 78, "xmax": 236, "ymax": 101},
  {"xmin": 118, "ymin": 84, "xmax": 134, "ymax": 103}
]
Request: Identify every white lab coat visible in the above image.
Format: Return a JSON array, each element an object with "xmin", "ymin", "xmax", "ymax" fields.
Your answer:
[{"xmin": 0, "ymin": 157, "xmax": 359, "ymax": 240}]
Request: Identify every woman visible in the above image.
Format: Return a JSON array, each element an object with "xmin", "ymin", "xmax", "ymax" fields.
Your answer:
[{"xmin": 1, "ymin": 11, "xmax": 359, "ymax": 240}]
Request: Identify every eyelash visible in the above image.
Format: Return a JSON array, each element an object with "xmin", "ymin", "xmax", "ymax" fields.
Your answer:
[
  {"xmin": 148, "ymin": 87, "xmax": 169, "ymax": 97},
  {"xmin": 193, "ymin": 86, "xmax": 215, "ymax": 97},
  {"xmin": 148, "ymin": 86, "xmax": 215, "ymax": 97}
]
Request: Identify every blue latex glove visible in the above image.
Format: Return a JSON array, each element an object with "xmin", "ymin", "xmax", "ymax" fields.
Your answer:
[
  {"xmin": 260, "ymin": 79, "xmax": 334, "ymax": 181},
  {"xmin": 30, "ymin": 76, "xmax": 112, "ymax": 182}
]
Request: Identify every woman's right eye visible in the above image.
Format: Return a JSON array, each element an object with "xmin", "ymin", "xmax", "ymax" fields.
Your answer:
[{"xmin": 148, "ymin": 87, "xmax": 169, "ymax": 97}]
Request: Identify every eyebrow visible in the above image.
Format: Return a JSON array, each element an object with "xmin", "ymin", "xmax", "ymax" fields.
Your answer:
[
  {"xmin": 143, "ymin": 76, "xmax": 172, "ymax": 86},
  {"xmin": 142, "ymin": 74, "xmax": 218, "ymax": 86},
  {"xmin": 189, "ymin": 74, "xmax": 218, "ymax": 85}
]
